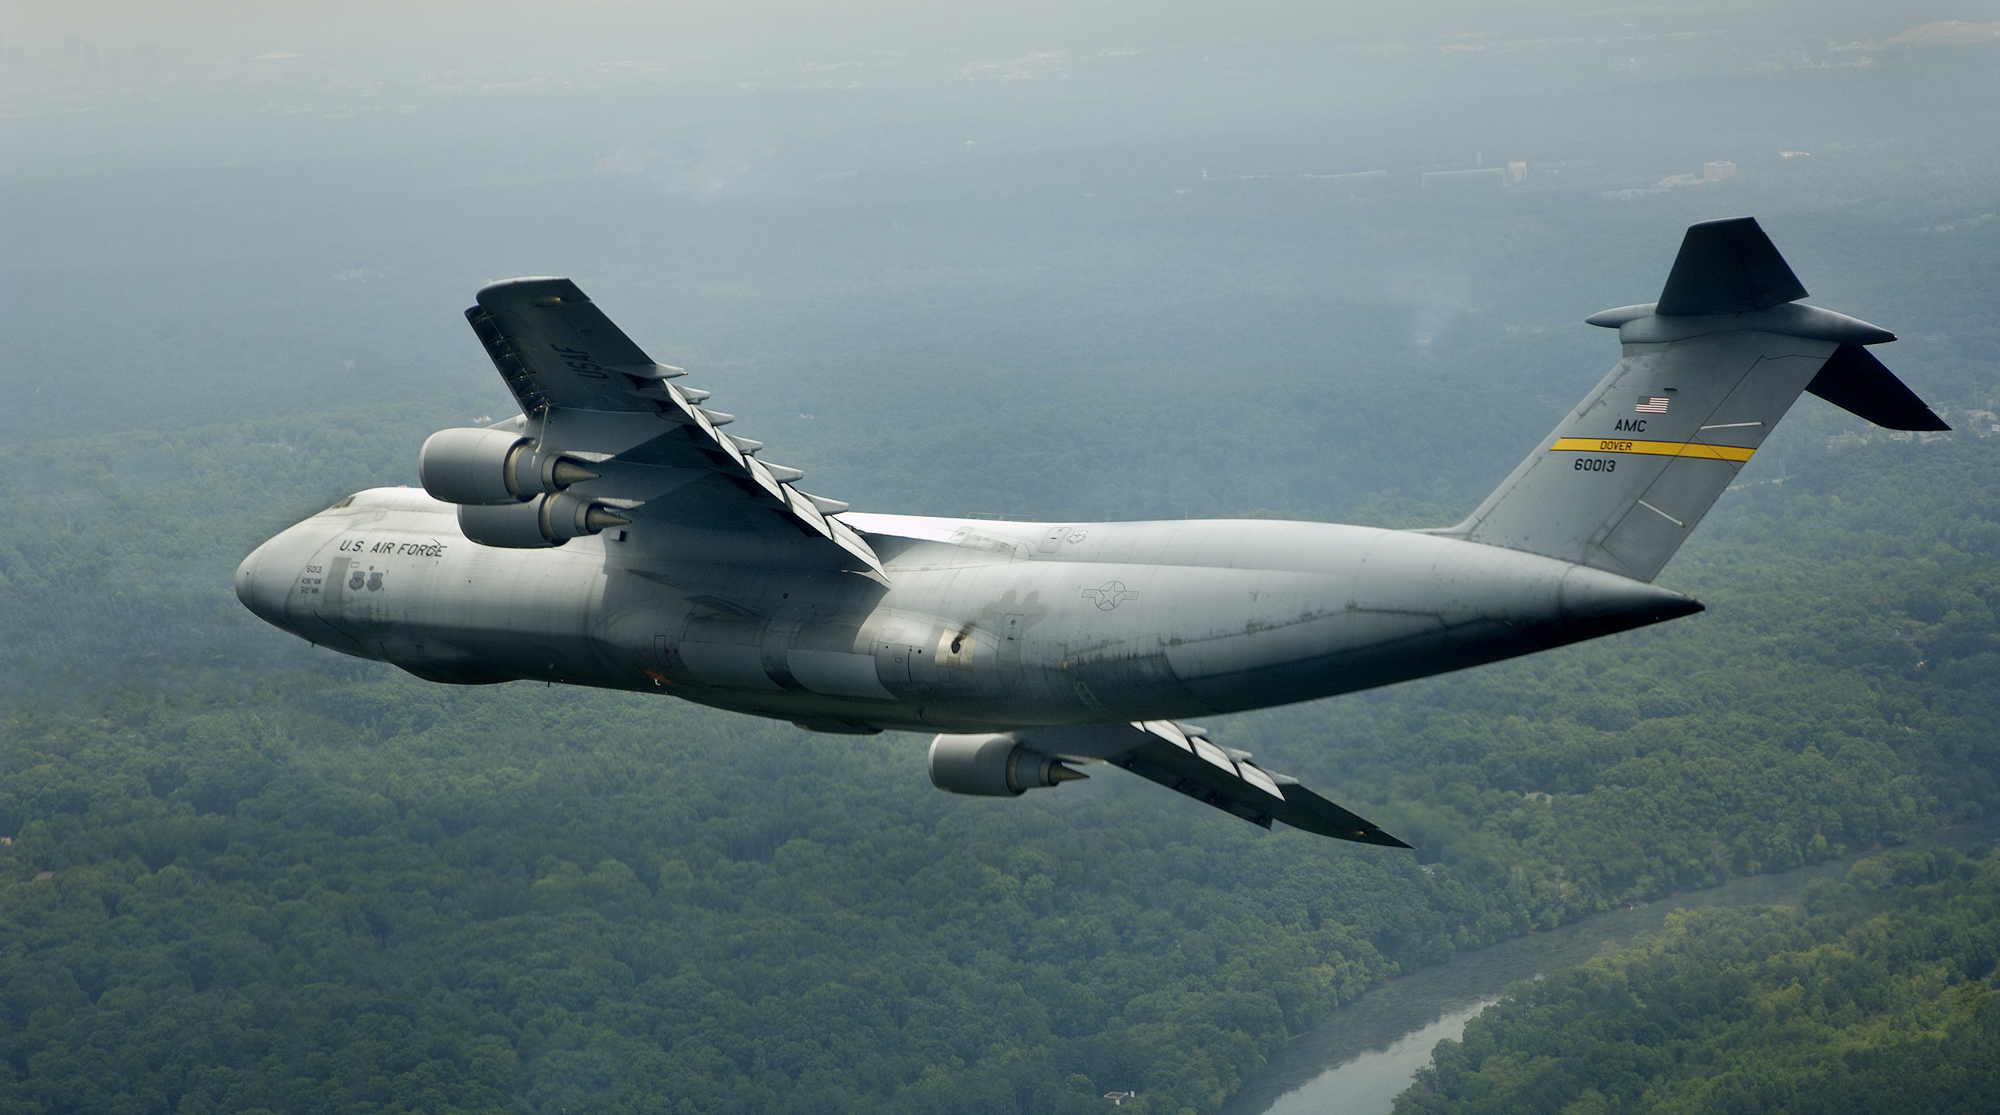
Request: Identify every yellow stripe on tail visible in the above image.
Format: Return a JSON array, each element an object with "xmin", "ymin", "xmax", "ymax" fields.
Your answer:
[{"xmin": 1549, "ymin": 437, "xmax": 1755, "ymax": 463}]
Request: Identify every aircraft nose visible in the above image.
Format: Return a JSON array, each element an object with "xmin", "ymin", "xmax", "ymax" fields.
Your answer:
[{"xmin": 235, "ymin": 541, "xmax": 287, "ymax": 626}]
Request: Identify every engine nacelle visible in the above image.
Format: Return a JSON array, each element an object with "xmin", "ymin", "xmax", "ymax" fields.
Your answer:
[
  {"xmin": 458, "ymin": 492, "xmax": 631, "ymax": 549},
  {"xmin": 419, "ymin": 427, "xmax": 601, "ymax": 506},
  {"xmin": 928, "ymin": 733, "xmax": 1086, "ymax": 796}
]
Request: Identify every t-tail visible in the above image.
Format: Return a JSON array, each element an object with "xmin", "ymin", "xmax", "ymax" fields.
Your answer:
[{"xmin": 1437, "ymin": 217, "xmax": 1948, "ymax": 583}]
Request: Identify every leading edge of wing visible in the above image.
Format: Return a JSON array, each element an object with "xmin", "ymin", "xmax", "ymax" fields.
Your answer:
[{"xmin": 466, "ymin": 277, "xmax": 885, "ymax": 580}]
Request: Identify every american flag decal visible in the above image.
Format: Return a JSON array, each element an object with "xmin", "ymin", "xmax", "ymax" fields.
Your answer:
[{"xmin": 1635, "ymin": 396, "xmax": 1670, "ymax": 414}]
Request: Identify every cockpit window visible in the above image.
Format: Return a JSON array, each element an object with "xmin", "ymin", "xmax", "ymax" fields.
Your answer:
[{"xmin": 327, "ymin": 496, "xmax": 356, "ymax": 510}]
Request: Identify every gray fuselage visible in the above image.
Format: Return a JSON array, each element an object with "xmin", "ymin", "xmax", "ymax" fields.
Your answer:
[{"xmin": 236, "ymin": 488, "xmax": 1698, "ymax": 733}]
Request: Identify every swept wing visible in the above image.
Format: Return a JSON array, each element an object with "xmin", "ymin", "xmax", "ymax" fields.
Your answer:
[
  {"xmin": 464, "ymin": 277, "xmax": 884, "ymax": 577},
  {"xmin": 993, "ymin": 721, "xmax": 1410, "ymax": 846}
]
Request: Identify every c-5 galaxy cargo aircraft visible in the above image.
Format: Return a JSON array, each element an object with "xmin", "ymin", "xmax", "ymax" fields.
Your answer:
[{"xmin": 237, "ymin": 218, "xmax": 1946, "ymax": 847}]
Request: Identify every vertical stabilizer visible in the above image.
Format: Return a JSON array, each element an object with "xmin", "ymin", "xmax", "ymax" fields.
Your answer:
[{"xmin": 1437, "ymin": 218, "xmax": 1940, "ymax": 583}]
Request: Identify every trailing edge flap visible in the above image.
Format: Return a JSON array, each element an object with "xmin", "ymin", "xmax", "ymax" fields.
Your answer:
[
  {"xmin": 1019, "ymin": 721, "xmax": 1410, "ymax": 847},
  {"xmin": 1805, "ymin": 344, "xmax": 1950, "ymax": 432},
  {"xmin": 1655, "ymin": 217, "xmax": 1808, "ymax": 316},
  {"xmin": 465, "ymin": 277, "xmax": 884, "ymax": 579}
]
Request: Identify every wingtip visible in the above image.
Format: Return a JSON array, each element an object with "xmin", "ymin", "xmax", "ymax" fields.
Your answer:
[{"xmin": 1294, "ymin": 823, "xmax": 1411, "ymax": 849}]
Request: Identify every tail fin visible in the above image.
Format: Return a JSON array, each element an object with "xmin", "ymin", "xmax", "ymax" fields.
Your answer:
[{"xmin": 1440, "ymin": 217, "xmax": 1947, "ymax": 583}]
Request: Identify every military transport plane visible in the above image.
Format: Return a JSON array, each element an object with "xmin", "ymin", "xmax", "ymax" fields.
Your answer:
[{"xmin": 236, "ymin": 218, "xmax": 1946, "ymax": 847}]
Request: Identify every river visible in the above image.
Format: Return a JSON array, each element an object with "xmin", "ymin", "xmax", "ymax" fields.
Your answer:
[{"xmin": 1223, "ymin": 816, "xmax": 2000, "ymax": 1115}]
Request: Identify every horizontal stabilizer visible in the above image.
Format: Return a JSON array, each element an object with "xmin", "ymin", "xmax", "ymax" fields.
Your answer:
[
  {"xmin": 1655, "ymin": 217, "xmax": 1808, "ymax": 316},
  {"xmin": 1805, "ymin": 344, "xmax": 1950, "ymax": 431},
  {"xmin": 1447, "ymin": 216, "xmax": 1937, "ymax": 583}
]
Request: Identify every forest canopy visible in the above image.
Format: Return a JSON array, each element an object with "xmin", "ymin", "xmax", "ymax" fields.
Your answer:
[
  {"xmin": 0, "ymin": 371, "xmax": 1993, "ymax": 1114},
  {"xmin": 1395, "ymin": 846, "xmax": 2000, "ymax": 1115}
]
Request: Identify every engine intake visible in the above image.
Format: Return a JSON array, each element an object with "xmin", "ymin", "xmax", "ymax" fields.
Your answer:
[
  {"xmin": 419, "ymin": 427, "xmax": 601, "ymax": 506},
  {"xmin": 928, "ymin": 733, "xmax": 1087, "ymax": 796}
]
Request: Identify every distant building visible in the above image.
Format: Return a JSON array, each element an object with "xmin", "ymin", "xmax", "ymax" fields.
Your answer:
[
  {"xmin": 1300, "ymin": 169, "xmax": 1388, "ymax": 182},
  {"xmin": 1508, "ymin": 161, "xmax": 1528, "ymax": 183},
  {"xmin": 1605, "ymin": 163, "xmax": 1737, "ymax": 201},
  {"xmin": 1422, "ymin": 167, "xmax": 1506, "ymax": 189}
]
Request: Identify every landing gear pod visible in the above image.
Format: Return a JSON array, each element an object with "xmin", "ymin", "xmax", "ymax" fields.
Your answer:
[
  {"xmin": 928, "ymin": 733, "xmax": 1087, "ymax": 796},
  {"xmin": 458, "ymin": 492, "xmax": 630, "ymax": 548},
  {"xmin": 419, "ymin": 427, "xmax": 601, "ymax": 506}
]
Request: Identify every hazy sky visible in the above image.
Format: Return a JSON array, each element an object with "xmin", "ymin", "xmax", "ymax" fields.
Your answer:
[
  {"xmin": 6, "ymin": 1, "xmax": 1994, "ymax": 59},
  {"xmin": 3, "ymin": 0, "xmax": 1995, "ymax": 450}
]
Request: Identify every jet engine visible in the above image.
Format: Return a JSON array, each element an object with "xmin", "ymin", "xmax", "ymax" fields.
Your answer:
[
  {"xmin": 419, "ymin": 427, "xmax": 601, "ymax": 506},
  {"xmin": 928, "ymin": 733, "xmax": 1087, "ymax": 796},
  {"xmin": 457, "ymin": 492, "xmax": 630, "ymax": 549}
]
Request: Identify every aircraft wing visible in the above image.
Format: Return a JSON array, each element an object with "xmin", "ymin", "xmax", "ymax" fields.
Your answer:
[
  {"xmin": 465, "ymin": 278, "xmax": 884, "ymax": 578},
  {"xmin": 1017, "ymin": 721, "xmax": 1410, "ymax": 846}
]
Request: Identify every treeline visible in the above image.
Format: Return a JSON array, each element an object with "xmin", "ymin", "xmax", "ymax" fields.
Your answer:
[{"xmin": 1394, "ymin": 845, "xmax": 2000, "ymax": 1114}]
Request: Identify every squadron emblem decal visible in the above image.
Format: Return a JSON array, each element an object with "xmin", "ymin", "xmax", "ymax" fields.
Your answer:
[{"xmin": 1082, "ymin": 581, "xmax": 1139, "ymax": 611}]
